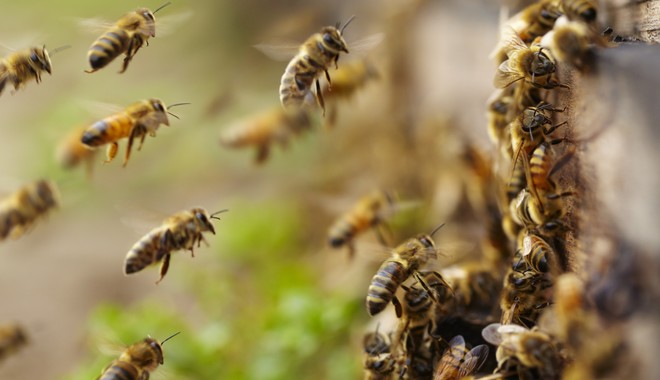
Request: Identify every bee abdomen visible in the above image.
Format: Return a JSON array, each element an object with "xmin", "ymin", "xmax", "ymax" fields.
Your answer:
[
  {"xmin": 124, "ymin": 230, "xmax": 165, "ymax": 275},
  {"xmin": 99, "ymin": 361, "xmax": 140, "ymax": 380},
  {"xmin": 81, "ymin": 114, "xmax": 133, "ymax": 147},
  {"xmin": 366, "ymin": 260, "xmax": 408, "ymax": 316},
  {"xmin": 88, "ymin": 29, "xmax": 131, "ymax": 70}
]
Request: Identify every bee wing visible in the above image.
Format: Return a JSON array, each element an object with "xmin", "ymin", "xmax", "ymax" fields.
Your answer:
[
  {"xmin": 79, "ymin": 99, "xmax": 125, "ymax": 119},
  {"xmin": 77, "ymin": 17, "xmax": 117, "ymax": 34},
  {"xmin": 458, "ymin": 344, "xmax": 490, "ymax": 377},
  {"xmin": 500, "ymin": 26, "xmax": 528, "ymax": 55},
  {"xmin": 493, "ymin": 59, "xmax": 523, "ymax": 89},
  {"xmin": 253, "ymin": 39, "xmax": 301, "ymax": 62},
  {"xmin": 346, "ymin": 33, "xmax": 384, "ymax": 56},
  {"xmin": 116, "ymin": 203, "xmax": 170, "ymax": 237},
  {"xmin": 481, "ymin": 323, "xmax": 504, "ymax": 346},
  {"xmin": 152, "ymin": 10, "xmax": 194, "ymax": 37}
]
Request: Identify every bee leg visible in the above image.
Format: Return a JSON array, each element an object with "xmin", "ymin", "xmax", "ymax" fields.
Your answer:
[
  {"xmin": 346, "ymin": 241, "xmax": 355, "ymax": 259},
  {"xmin": 324, "ymin": 69, "xmax": 332, "ymax": 86},
  {"xmin": 137, "ymin": 132, "xmax": 147, "ymax": 151},
  {"xmin": 255, "ymin": 145, "xmax": 270, "ymax": 164},
  {"xmin": 392, "ymin": 296, "xmax": 403, "ymax": 318},
  {"xmin": 155, "ymin": 253, "xmax": 171, "ymax": 285},
  {"xmin": 315, "ymin": 79, "xmax": 326, "ymax": 116},
  {"xmin": 413, "ymin": 272, "xmax": 439, "ymax": 303},
  {"xmin": 124, "ymin": 125, "xmax": 143, "ymax": 167},
  {"xmin": 104, "ymin": 143, "xmax": 118, "ymax": 164}
]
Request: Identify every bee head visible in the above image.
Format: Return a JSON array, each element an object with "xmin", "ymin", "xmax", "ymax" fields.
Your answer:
[
  {"xmin": 530, "ymin": 48, "xmax": 556, "ymax": 76},
  {"xmin": 134, "ymin": 7, "xmax": 157, "ymax": 37},
  {"xmin": 416, "ymin": 234, "xmax": 435, "ymax": 249},
  {"xmin": 143, "ymin": 337, "xmax": 165, "ymax": 365},
  {"xmin": 149, "ymin": 99, "xmax": 170, "ymax": 126},
  {"xmin": 30, "ymin": 46, "xmax": 52, "ymax": 74},
  {"xmin": 321, "ymin": 26, "xmax": 349, "ymax": 54}
]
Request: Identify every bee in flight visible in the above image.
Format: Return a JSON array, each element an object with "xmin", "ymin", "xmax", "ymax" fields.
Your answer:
[
  {"xmin": 85, "ymin": 2, "xmax": 171, "ymax": 73},
  {"xmin": 56, "ymin": 125, "xmax": 98, "ymax": 178},
  {"xmin": 0, "ymin": 44, "xmax": 69, "ymax": 97},
  {"xmin": 327, "ymin": 190, "xmax": 397, "ymax": 258},
  {"xmin": 97, "ymin": 332, "xmax": 179, "ymax": 380},
  {"xmin": 0, "ymin": 179, "xmax": 59, "ymax": 241},
  {"xmin": 366, "ymin": 224, "xmax": 445, "ymax": 317},
  {"xmin": 124, "ymin": 208, "xmax": 227, "ymax": 284},
  {"xmin": 219, "ymin": 106, "xmax": 311, "ymax": 164},
  {"xmin": 80, "ymin": 98, "xmax": 188, "ymax": 167},
  {"xmin": 0, "ymin": 323, "xmax": 28, "ymax": 363}
]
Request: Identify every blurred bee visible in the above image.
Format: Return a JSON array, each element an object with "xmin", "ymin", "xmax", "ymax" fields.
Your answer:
[
  {"xmin": 505, "ymin": 0, "xmax": 563, "ymax": 44},
  {"xmin": 486, "ymin": 88, "xmax": 514, "ymax": 153},
  {"xmin": 494, "ymin": 28, "xmax": 565, "ymax": 90},
  {"xmin": 98, "ymin": 332, "xmax": 179, "ymax": 380},
  {"xmin": 219, "ymin": 106, "xmax": 311, "ymax": 164},
  {"xmin": 0, "ymin": 323, "xmax": 28, "ymax": 363},
  {"xmin": 482, "ymin": 323, "xmax": 561, "ymax": 378},
  {"xmin": 56, "ymin": 126, "xmax": 98, "ymax": 177},
  {"xmin": 124, "ymin": 208, "xmax": 227, "ymax": 284},
  {"xmin": 327, "ymin": 190, "xmax": 397, "ymax": 258},
  {"xmin": 433, "ymin": 335, "xmax": 489, "ymax": 380},
  {"xmin": 85, "ymin": 2, "xmax": 171, "ymax": 74},
  {"xmin": 541, "ymin": 16, "xmax": 594, "ymax": 70},
  {"xmin": 559, "ymin": 0, "xmax": 597, "ymax": 24},
  {"xmin": 278, "ymin": 16, "xmax": 355, "ymax": 114},
  {"xmin": 80, "ymin": 99, "xmax": 188, "ymax": 167},
  {"xmin": 0, "ymin": 44, "xmax": 69, "ymax": 96},
  {"xmin": 0, "ymin": 180, "xmax": 59, "ymax": 241},
  {"xmin": 321, "ymin": 59, "xmax": 379, "ymax": 127},
  {"xmin": 366, "ymin": 224, "xmax": 445, "ymax": 317},
  {"xmin": 363, "ymin": 327, "xmax": 398, "ymax": 380},
  {"xmin": 443, "ymin": 263, "xmax": 502, "ymax": 325}
]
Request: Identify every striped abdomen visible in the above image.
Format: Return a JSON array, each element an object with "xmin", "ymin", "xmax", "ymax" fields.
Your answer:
[
  {"xmin": 328, "ymin": 211, "xmax": 372, "ymax": 248},
  {"xmin": 366, "ymin": 259, "xmax": 409, "ymax": 316},
  {"xmin": 88, "ymin": 28, "xmax": 131, "ymax": 71},
  {"xmin": 529, "ymin": 142, "xmax": 554, "ymax": 193},
  {"xmin": 279, "ymin": 55, "xmax": 319, "ymax": 109},
  {"xmin": 507, "ymin": 153, "xmax": 527, "ymax": 201},
  {"xmin": 124, "ymin": 227, "xmax": 168, "ymax": 275},
  {"xmin": 98, "ymin": 360, "xmax": 141, "ymax": 380},
  {"xmin": 81, "ymin": 113, "xmax": 135, "ymax": 147}
]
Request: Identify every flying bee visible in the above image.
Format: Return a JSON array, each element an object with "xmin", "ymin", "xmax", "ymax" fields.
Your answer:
[
  {"xmin": 494, "ymin": 27, "xmax": 566, "ymax": 90},
  {"xmin": 366, "ymin": 224, "xmax": 446, "ymax": 317},
  {"xmin": 97, "ymin": 332, "xmax": 179, "ymax": 380},
  {"xmin": 541, "ymin": 16, "xmax": 594, "ymax": 70},
  {"xmin": 80, "ymin": 98, "xmax": 188, "ymax": 167},
  {"xmin": 0, "ymin": 179, "xmax": 59, "ymax": 241},
  {"xmin": 433, "ymin": 335, "xmax": 490, "ymax": 380},
  {"xmin": 327, "ymin": 190, "xmax": 398, "ymax": 258},
  {"xmin": 85, "ymin": 2, "xmax": 171, "ymax": 73},
  {"xmin": 0, "ymin": 323, "xmax": 28, "ymax": 363},
  {"xmin": 320, "ymin": 58, "xmax": 379, "ymax": 127},
  {"xmin": 219, "ymin": 106, "xmax": 311, "ymax": 164},
  {"xmin": 482, "ymin": 323, "xmax": 562, "ymax": 378},
  {"xmin": 124, "ymin": 208, "xmax": 227, "ymax": 284},
  {"xmin": 56, "ymin": 126, "xmax": 98, "ymax": 177},
  {"xmin": 0, "ymin": 44, "xmax": 69, "ymax": 96}
]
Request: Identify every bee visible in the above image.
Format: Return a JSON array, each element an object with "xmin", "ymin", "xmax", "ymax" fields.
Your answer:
[
  {"xmin": 443, "ymin": 263, "xmax": 502, "ymax": 325},
  {"xmin": 433, "ymin": 335, "xmax": 490, "ymax": 380},
  {"xmin": 364, "ymin": 352, "xmax": 397, "ymax": 380},
  {"xmin": 0, "ymin": 323, "xmax": 28, "ymax": 363},
  {"xmin": 0, "ymin": 180, "xmax": 59, "ymax": 241},
  {"xmin": 486, "ymin": 88, "xmax": 515, "ymax": 151},
  {"xmin": 219, "ymin": 106, "xmax": 311, "ymax": 164},
  {"xmin": 0, "ymin": 44, "xmax": 69, "ymax": 96},
  {"xmin": 328, "ymin": 190, "xmax": 397, "ymax": 258},
  {"xmin": 506, "ymin": 0, "xmax": 563, "ymax": 44},
  {"xmin": 278, "ymin": 16, "xmax": 355, "ymax": 114},
  {"xmin": 124, "ymin": 208, "xmax": 227, "ymax": 284},
  {"xmin": 366, "ymin": 224, "xmax": 445, "ymax": 317},
  {"xmin": 541, "ymin": 16, "xmax": 594, "ymax": 70},
  {"xmin": 80, "ymin": 99, "xmax": 188, "ymax": 167},
  {"xmin": 56, "ymin": 126, "xmax": 98, "ymax": 177},
  {"xmin": 559, "ymin": 0, "xmax": 597, "ymax": 24},
  {"xmin": 482, "ymin": 323, "xmax": 561, "ymax": 378},
  {"xmin": 97, "ymin": 332, "xmax": 179, "ymax": 380},
  {"xmin": 494, "ymin": 27, "xmax": 566, "ymax": 90},
  {"xmin": 321, "ymin": 59, "xmax": 379, "ymax": 127},
  {"xmin": 85, "ymin": 2, "xmax": 171, "ymax": 74},
  {"xmin": 513, "ymin": 229, "xmax": 561, "ymax": 276},
  {"xmin": 499, "ymin": 268, "xmax": 553, "ymax": 325}
]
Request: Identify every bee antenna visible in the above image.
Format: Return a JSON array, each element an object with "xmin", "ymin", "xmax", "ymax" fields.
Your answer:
[
  {"xmin": 161, "ymin": 331, "xmax": 180, "ymax": 345},
  {"xmin": 210, "ymin": 209, "xmax": 229, "ymax": 220},
  {"xmin": 429, "ymin": 223, "xmax": 446, "ymax": 238},
  {"xmin": 167, "ymin": 112, "xmax": 180, "ymax": 120},
  {"xmin": 153, "ymin": 1, "xmax": 172, "ymax": 15},
  {"xmin": 340, "ymin": 15, "xmax": 356, "ymax": 35},
  {"xmin": 167, "ymin": 102, "xmax": 191, "ymax": 109},
  {"xmin": 50, "ymin": 45, "xmax": 72, "ymax": 55}
]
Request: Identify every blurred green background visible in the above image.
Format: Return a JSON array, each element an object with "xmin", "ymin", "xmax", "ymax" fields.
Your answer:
[{"xmin": 0, "ymin": 0, "xmax": 503, "ymax": 379}]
